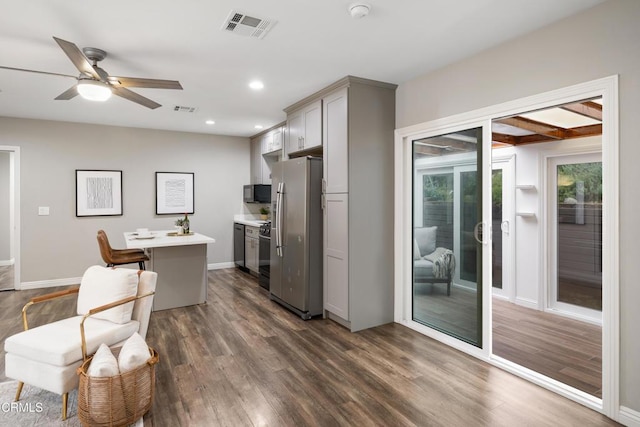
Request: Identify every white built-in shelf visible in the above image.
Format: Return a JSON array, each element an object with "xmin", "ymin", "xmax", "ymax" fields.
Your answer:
[
  {"xmin": 516, "ymin": 212, "xmax": 536, "ymax": 218},
  {"xmin": 516, "ymin": 184, "xmax": 536, "ymax": 190}
]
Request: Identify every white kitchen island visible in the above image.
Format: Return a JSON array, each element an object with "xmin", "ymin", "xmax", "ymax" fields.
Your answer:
[{"xmin": 124, "ymin": 231, "xmax": 215, "ymax": 311}]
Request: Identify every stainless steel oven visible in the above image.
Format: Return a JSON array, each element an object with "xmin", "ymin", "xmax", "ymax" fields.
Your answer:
[{"xmin": 258, "ymin": 222, "xmax": 271, "ymax": 290}]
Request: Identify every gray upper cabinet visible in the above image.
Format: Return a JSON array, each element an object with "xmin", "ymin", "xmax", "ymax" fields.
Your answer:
[
  {"xmin": 262, "ymin": 126, "xmax": 284, "ymax": 154},
  {"xmin": 250, "ymin": 123, "xmax": 286, "ymax": 185},
  {"xmin": 322, "ymin": 87, "xmax": 349, "ymax": 194},
  {"xmin": 285, "ymin": 100, "xmax": 322, "ymax": 156},
  {"xmin": 250, "ymin": 136, "xmax": 268, "ymax": 184}
]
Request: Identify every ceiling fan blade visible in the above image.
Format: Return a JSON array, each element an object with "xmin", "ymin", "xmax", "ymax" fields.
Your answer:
[
  {"xmin": 54, "ymin": 85, "xmax": 79, "ymax": 100},
  {"xmin": 109, "ymin": 76, "xmax": 183, "ymax": 90},
  {"xmin": 53, "ymin": 36, "xmax": 101, "ymax": 80},
  {"xmin": 93, "ymin": 66, "xmax": 109, "ymax": 82},
  {"xmin": 0, "ymin": 66, "xmax": 77, "ymax": 80},
  {"xmin": 113, "ymin": 87, "xmax": 161, "ymax": 109}
]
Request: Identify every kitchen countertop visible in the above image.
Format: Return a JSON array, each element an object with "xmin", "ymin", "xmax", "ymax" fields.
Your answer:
[
  {"xmin": 124, "ymin": 230, "xmax": 215, "ymax": 249},
  {"xmin": 234, "ymin": 215, "xmax": 270, "ymax": 228}
]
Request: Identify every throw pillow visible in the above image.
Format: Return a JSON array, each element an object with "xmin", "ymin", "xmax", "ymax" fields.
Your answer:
[
  {"xmin": 77, "ymin": 266, "xmax": 139, "ymax": 324},
  {"xmin": 118, "ymin": 332, "xmax": 150, "ymax": 373},
  {"xmin": 87, "ymin": 343, "xmax": 119, "ymax": 377},
  {"xmin": 413, "ymin": 239, "xmax": 421, "ymax": 260}
]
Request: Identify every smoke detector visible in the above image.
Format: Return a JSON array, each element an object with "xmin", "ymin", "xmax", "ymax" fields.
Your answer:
[
  {"xmin": 221, "ymin": 10, "xmax": 277, "ymax": 39},
  {"xmin": 348, "ymin": 3, "xmax": 371, "ymax": 19}
]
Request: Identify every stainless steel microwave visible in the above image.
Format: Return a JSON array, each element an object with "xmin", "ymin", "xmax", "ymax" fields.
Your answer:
[{"xmin": 243, "ymin": 184, "xmax": 271, "ymax": 203}]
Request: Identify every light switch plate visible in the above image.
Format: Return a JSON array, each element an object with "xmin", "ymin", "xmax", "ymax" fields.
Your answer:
[{"xmin": 38, "ymin": 206, "xmax": 49, "ymax": 216}]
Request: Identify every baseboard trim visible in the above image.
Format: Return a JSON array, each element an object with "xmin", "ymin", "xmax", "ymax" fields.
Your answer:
[
  {"xmin": 20, "ymin": 264, "xmax": 235, "ymax": 289},
  {"xmin": 0, "ymin": 258, "xmax": 15, "ymax": 267},
  {"xmin": 515, "ymin": 296, "xmax": 538, "ymax": 310},
  {"xmin": 20, "ymin": 277, "xmax": 82, "ymax": 290},
  {"xmin": 208, "ymin": 262, "xmax": 235, "ymax": 270},
  {"xmin": 619, "ymin": 406, "xmax": 640, "ymax": 427}
]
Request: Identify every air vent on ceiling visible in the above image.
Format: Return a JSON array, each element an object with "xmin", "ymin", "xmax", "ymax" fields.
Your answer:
[
  {"xmin": 173, "ymin": 105, "xmax": 198, "ymax": 113},
  {"xmin": 221, "ymin": 10, "xmax": 276, "ymax": 39}
]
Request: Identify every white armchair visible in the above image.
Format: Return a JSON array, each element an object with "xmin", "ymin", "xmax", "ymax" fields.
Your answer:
[{"xmin": 4, "ymin": 266, "xmax": 157, "ymax": 420}]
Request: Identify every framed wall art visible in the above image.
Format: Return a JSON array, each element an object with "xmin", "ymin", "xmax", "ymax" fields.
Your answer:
[
  {"xmin": 76, "ymin": 170, "xmax": 123, "ymax": 217},
  {"xmin": 156, "ymin": 172, "xmax": 194, "ymax": 215}
]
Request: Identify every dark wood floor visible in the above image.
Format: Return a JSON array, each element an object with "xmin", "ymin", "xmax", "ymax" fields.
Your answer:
[
  {"xmin": 413, "ymin": 283, "xmax": 479, "ymax": 343},
  {"xmin": 1, "ymin": 269, "xmax": 618, "ymax": 426},
  {"xmin": 0, "ymin": 265, "xmax": 14, "ymax": 290},
  {"xmin": 493, "ymin": 298, "xmax": 602, "ymax": 397}
]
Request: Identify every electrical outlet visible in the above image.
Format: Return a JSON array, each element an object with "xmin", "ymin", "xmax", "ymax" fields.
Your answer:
[{"xmin": 38, "ymin": 206, "xmax": 49, "ymax": 216}]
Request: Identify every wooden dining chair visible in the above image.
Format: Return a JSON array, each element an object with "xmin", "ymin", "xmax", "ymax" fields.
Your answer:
[{"xmin": 97, "ymin": 230, "xmax": 149, "ymax": 270}]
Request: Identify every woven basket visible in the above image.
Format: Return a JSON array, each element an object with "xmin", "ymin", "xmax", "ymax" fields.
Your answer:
[{"xmin": 77, "ymin": 347, "xmax": 159, "ymax": 427}]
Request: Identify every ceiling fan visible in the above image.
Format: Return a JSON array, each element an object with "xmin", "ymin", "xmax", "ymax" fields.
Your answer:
[{"xmin": 0, "ymin": 36, "xmax": 183, "ymax": 109}]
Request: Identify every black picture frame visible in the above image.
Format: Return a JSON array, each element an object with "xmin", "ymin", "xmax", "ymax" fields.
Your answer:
[
  {"xmin": 76, "ymin": 169, "xmax": 123, "ymax": 217},
  {"xmin": 155, "ymin": 172, "xmax": 195, "ymax": 215}
]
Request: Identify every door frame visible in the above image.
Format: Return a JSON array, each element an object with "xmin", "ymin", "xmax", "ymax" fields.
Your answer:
[
  {"xmin": 394, "ymin": 75, "xmax": 619, "ymax": 419},
  {"xmin": 0, "ymin": 145, "xmax": 20, "ymax": 290},
  {"xmin": 491, "ymin": 153, "xmax": 516, "ymax": 301}
]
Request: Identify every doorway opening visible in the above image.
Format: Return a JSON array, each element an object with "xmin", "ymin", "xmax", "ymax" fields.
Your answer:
[
  {"xmin": 491, "ymin": 99, "xmax": 603, "ymax": 398},
  {"xmin": 0, "ymin": 146, "xmax": 20, "ymax": 291}
]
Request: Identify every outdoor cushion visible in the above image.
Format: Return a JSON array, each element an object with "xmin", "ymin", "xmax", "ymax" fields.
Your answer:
[
  {"xmin": 413, "ymin": 259, "xmax": 435, "ymax": 280},
  {"xmin": 413, "ymin": 239, "xmax": 421, "ymax": 260},
  {"xmin": 414, "ymin": 226, "xmax": 437, "ymax": 256}
]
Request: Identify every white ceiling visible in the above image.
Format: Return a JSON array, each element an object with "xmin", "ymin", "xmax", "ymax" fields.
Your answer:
[{"xmin": 0, "ymin": 0, "xmax": 604, "ymax": 137}]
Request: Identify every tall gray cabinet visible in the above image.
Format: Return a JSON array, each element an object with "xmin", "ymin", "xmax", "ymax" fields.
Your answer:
[{"xmin": 285, "ymin": 76, "xmax": 397, "ymax": 332}]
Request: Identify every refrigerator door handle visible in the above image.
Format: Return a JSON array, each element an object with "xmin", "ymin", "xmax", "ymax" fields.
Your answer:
[
  {"xmin": 275, "ymin": 182, "xmax": 280, "ymax": 255},
  {"xmin": 276, "ymin": 182, "xmax": 285, "ymax": 257}
]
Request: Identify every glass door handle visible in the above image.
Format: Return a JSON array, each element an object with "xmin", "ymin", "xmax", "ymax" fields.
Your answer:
[
  {"xmin": 473, "ymin": 222, "xmax": 490, "ymax": 245},
  {"xmin": 501, "ymin": 220, "xmax": 510, "ymax": 233}
]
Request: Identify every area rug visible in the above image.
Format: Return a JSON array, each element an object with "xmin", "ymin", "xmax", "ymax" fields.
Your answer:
[{"xmin": 0, "ymin": 381, "xmax": 142, "ymax": 426}]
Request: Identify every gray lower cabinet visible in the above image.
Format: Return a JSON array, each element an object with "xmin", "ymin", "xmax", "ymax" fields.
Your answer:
[
  {"xmin": 245, "ymin": 226, "xmax": 259, "ymax": 273},
  {"xmin": 234, "ymin": 223, "xmax": 245, "ymax": 268},
  {"xmin": 324, "ymin": 193, "xmax": 349, "ymax": 320}
]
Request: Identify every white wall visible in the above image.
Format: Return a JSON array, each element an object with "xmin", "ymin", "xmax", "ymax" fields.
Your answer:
[
  {"xmin": 396, "ymin": 0, "xmax": 640, "ymax": 413},
  {"xmin": 0, "ymin": 117, "xmax": 249, "ymax": 283},
  {"xmin": 0, "ymin": 151, "xmax": 9, "ymax": 260}
]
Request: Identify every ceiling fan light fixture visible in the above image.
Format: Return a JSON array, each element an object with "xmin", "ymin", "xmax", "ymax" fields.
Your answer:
[{"xmin": 77, "ymin": 80, "xmax": 112, "ymax": 102}]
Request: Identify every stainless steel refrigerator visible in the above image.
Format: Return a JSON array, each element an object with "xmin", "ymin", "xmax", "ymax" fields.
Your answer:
[{"xmin": 270, "ymin": 156, "xmax": 323, "ymax": 319}]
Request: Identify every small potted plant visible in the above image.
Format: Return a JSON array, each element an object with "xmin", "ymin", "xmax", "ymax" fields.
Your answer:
[
  {"xmin": 175, "ymin": 213, "xmax": 190, "ymax": 234},
  {"xmin": 259, "ymin": 206, "xmax": 269, "ymax": 220}
]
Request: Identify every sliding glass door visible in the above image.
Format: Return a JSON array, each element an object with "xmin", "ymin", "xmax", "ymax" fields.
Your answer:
[{"xmin": 412, "ymin": 126, "xmax": 490, "ymax": 347}]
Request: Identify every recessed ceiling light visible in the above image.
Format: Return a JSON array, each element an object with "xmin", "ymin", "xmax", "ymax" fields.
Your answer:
[
  {"xmin": 205, "ymin": 120, "xmax": 215, "ymax": 125},
  {"xmin": 254, "ymin": 125, "xmax": 263, "ymax": 129},
  {"xmin": 249, "ymin": 80, "xmax": 264, "ymax": 90}
]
